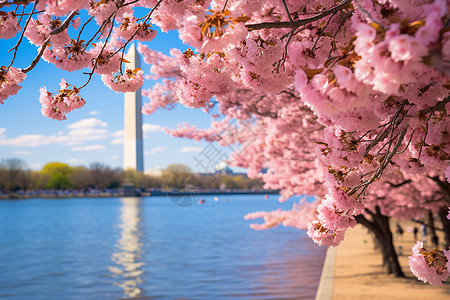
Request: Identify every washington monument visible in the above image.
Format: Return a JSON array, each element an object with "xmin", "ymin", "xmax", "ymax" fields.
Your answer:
[{"xmin": 123, "ymin": 44, "xmax": 144, "ymax": 172}]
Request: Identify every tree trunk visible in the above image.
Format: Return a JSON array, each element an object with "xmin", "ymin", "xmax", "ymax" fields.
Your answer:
[
  {"xmin": 438, "ymin": 206, "xmax": 450, "ymax": 248},
  {"xmin": 427, "ymin": 177, "xmax": 450, "ymax": 248},
  {"xmin": 427, "ymin": 210, "xmax": 438, "ymax": 247},
  {"xmin": 355, "ymin": 207, "xmax": 405, "ymax": 277}
]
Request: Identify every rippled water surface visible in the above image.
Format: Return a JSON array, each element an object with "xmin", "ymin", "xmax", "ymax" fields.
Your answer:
[{"xmin": 0, "ymin": 195, "xmax": 326, "ymax": 299}]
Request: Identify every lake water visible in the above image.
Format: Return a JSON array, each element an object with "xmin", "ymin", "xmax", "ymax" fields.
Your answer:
[{"xmin": 0, "ymin": 195, "xmax": 326, "ymax": 300}]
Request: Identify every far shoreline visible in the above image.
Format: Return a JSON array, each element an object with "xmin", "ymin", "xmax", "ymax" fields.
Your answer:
[{"xmin": 0, "ymin": 189, "xmax": 280, "ymax": 200}]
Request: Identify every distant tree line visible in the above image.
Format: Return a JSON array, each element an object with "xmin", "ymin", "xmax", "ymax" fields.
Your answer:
[{"xmin": 0, "ymin": 159, "xmax": 263, "ymax": 192}]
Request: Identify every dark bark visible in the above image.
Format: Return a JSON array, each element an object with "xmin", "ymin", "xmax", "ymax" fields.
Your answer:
[
  {"xmin": 355, "ymin": 206, "xmax": 405, "ymax": 277},
  {"xmin": 427, "ymin": 211, "xmax": 439, "ymax": 247},
  {"xmin": 438, "ymin": 206, "xmax": 450, "ymax": 248},
  {"xmin": 427, "ymin": 176, "xmax": 450, "ymax": 248}
]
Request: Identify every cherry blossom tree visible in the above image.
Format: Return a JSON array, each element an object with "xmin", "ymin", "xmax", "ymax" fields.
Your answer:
[{"xmin": 0, "ymin": 0, "xmax": 449, "ymax": 284}]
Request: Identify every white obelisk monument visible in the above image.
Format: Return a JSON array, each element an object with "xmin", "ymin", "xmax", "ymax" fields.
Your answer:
[{"xmin": 123, "ymin": 44, "xmax": 144, "ymax": 172}]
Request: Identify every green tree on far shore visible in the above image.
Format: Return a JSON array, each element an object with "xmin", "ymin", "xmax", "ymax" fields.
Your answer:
[{"xmin": 41, "ymin": 162, "xmax": 74, "ymax": 189}]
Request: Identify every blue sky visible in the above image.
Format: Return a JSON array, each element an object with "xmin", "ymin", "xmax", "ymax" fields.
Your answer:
[{"xmin": 0, "ymin": 10, "xmax": 240, "ymax": 174}]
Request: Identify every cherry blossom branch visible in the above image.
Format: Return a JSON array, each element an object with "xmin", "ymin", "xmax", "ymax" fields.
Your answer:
[
  {"xmin": 21, "ymin": 10, "xmax": 78, "ymax": 73},
  {"xmin": 76, "ymin": 16, "xmax": 94, "ymax": 42},
  {"xmin": 311, "ymin": 11, "xmax": 337, "ymax": 52},
  {"xmin": 328, "ymin": 13, "xmax": 350, "ymax": 58},
  {"xmin": 16, "ymin": 4, "xmax": 25, "ymax": 23},
  {"xmin": 349, "ymin": 124, "xmax": 409, "ymax": 197},
  {"xmin": 14, "ymin": 9, "xmax": 44, "ymax": 16},
  {"xmin": 110, "ymin": 0, "xmax": 162, "ymax": 58},
  {"xmin": 82, "ymin": 15, "xmax": 113, "ymax": 51},
  {"xmin": 427, "ymin": 176, "xmax": 450, "ymax": 203},
  {"xmin": 275, "ymin": 26, "xmax": 306, "ymax": 70},
  {"xmin": 420, "ymin": 96, "xmax": 450, "ymax": 115},
  {"xmin": 353, "ymin": 0, "xmax": 383, "ymax": 26},
  {"xmin": 418, "ymin": 110, "xmax": 434, "ymax": 159},
  {"xmin": 7, "ymin": 0, "xmax": 38, "ymax": 69},
  {"xmin": 363, "ymin": 101, "xmax": 407, "ymax": 157},
  {"xmin": 250, "ymin": 96, "xmax": 278, "ymax": 118},
  {"xmin": 281, "ymin": 0, "xmax": 294, "ymax": 24},
  {"xmin": 79, "ymin": 12, "xmax": 117, "ymax": 89},
  {"xmin": 245, "ymin": 0, "xmax": 352, "ymax": 30},
  {"xmin": 386, "ymin": 180, "xmax": 412, "ymax": 188},
  {"xmin": 396, "ymin": 129, "xmax": 415, "ymax": 154},
  {"xmin": 0, "ymin": 0, "xmax": 34, "ymax": 8},
  {"xmin": 222, "ymin": 0, "xmax": 229, "ymax": 12}
]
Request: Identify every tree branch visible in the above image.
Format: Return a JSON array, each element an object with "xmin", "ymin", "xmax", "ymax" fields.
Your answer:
[
  {"xmin": 21, "ymin": 10, "xmax": 77, "ymax": 73},
  {"xmin": 281, "ymin": 0, "xmax": 294, "ymax": 23},
  {"xmin": 79, "ymin": 12, "xmax": 117, "ymax": 89},
  {"xmin": 245, "ymin": 0, "xmax": 352, "ymax": 30},
  {"xmin": 348, "ymin": 124, "xmax": 409, "ymax": 197},
  {"xmin": 386, "ymin": 180, "xmax": 412, "ymax": 188},
  {"xmin": 0, "ymin": 0, "xmax": 34, "ymax": 9},
  {"xmin": 7, "ymin": 0, "xmax": 38, "ymax": 69}
]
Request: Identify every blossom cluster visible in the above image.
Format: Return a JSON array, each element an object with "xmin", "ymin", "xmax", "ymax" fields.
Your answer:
[
  {"xmin": 408, "ymin": 242, "xmax": 450, "ymax": 286},
  {"xmin": 101, "ymin": 68, "xmax": 144, "ymax": 93},
  {"xmin": 0, "ymin": 11, "xmax": 21, "ymax": 39},
  {"xmin": 0, "ymin": 67, "xmax": 26, "ymax": 104},
  {"xmin": 39, "ymin": 79, "xmax": 86, "ymax": 120}
]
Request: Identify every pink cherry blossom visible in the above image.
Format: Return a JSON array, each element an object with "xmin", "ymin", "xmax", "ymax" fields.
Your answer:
[
  {"xmin": 115, "ymin": 14, "xmax": 157, "ymax": 42},
  {"xmin": 0, "ymin": 67, "xmax": 27, "ymax": 104},
  {"xmin": 244, "ymin": 200, "xmax": 318, "ymax": 230},
  {"xmin": 307, "ymin": 221, "xmax": 346, "ymax": 247},
  {"xmin": 0, "ymin": 12, "xmax": 21, "ymax": 39},
  {"xmin": 101, "ymin": 68, "xmax": 144, "ymax": 93},
  {"xmin": 88, "ymin": 42, "xmax": 121, "ymax": 75},
  {"xmin": 408, "ymin": 241, "xmax": 450, "ymax": 286},
  {"xmin": 42, "ymin": 41, "xmax": 92, "ymax": 72},
  {"xmin": 42, "ymin": 0, "xmax": 90, "ymax": 16},
  {"xmin": 39, "ymin": 79, "xmax": 86, "ymax": 120},
  {"xmin": 24, "ymin": 14, "xmax": 70, "ymax": 47},
  {"xmin": 0, "ymin": 66, "xmax": 27, "ymax": 104}
]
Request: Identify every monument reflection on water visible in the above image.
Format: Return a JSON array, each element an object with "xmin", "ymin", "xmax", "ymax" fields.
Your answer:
[{"xmin": 108, "ymin": 197, "xmax": 145, "ymax": 298}]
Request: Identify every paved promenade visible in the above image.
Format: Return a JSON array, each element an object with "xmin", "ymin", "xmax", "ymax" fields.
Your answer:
[{"xmin": 317, "ymin": 221, "xmax": 450, "ymax": 300}]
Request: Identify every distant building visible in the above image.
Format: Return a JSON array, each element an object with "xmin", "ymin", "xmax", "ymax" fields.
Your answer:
[{"xmin": 214, "ymin": 164, "xmax": 233, "ymax": 175}]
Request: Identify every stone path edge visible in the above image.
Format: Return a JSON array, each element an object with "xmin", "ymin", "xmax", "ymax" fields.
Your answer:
[{"xmin": 315, "ymin": 246, "xmax": 337, "ymax": 300}]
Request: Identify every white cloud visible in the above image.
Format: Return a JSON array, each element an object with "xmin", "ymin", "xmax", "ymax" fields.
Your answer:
[
  {"xmin": 111, "ymin": 138, "xmax": 123, "ymax": 145},
  {"xmin": 67, "ymin": 118, "xmax": 108, "ymax": 129},
  {"xmin": 71, "ymin": 145, "xmax": 106, "ymax": 151},
  {"xmin": 145, "ymin": 146, "xmax": 165, "ymax": 155},
  {"xmin": 112, "ymin": 130, "xmax": 124, "ymax": 137},
  {"xmin": 180, "ymin": 146, "xmax": 203, "ymax": 153},
  {"xmin": 110, "ymin": 155, "xmax": 119, "ymax": 160},
  {"xmin": 0, "ymin": 128, "xmax": 109, "ymax": 147},
  {"xmin": 143, "ymin": 123, "xmax": 163, "ymax": 134},
  {"xmin": 14, "ymin": 150, "xmax": 31, "ymax": 155},
  {"xmin": 66, "ymin": 128, "xmax": 109, "ymax": 143},
  {"xmin": 88, "ymin": 110, "xmax": 100, "ymax": 115},
  {"xmin": 0, "ymin": 118, "xmax": 109, "ymax": 148},
  {"xmin": 0, "ymin": 134, "xmax": 69, "ymax": 147}
]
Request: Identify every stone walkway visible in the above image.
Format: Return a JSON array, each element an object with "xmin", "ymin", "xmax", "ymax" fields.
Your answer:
[{"xmin": 317, "ymin": 221, "xmax": 450, "ymax": 299}]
